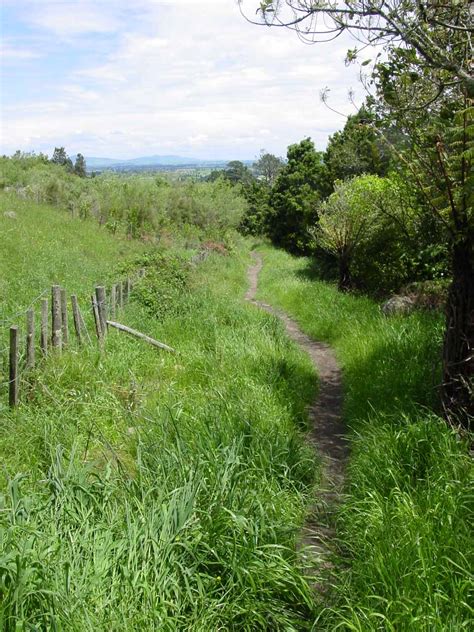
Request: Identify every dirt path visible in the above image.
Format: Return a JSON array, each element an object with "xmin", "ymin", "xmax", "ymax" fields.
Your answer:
[{"xmin": 245, "ymin": 251, "xmax": 348, "ymax": 569}]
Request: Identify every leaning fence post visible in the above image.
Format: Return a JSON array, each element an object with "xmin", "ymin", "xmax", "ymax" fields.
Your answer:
[
  {"xmin": 26, "ymin": 308, "xmax": 35, "ymax": 370},
  {"xmin": 95, "ymin": 286, "xmax": 107, "ymax": 336},
  {"xmin": 60, "ymin": 288, "xmax": 69, "ymax": 346},
  {"xmin": 51, "ymin": 285, "xmax": 62, "ymax": 350},
  {"xmin": 126, "ymin": 278, "xmax": 132, "ymax": 302},
  {"xmin": 79, "ymin": 303, "xmax": 92, "ymax": 344},
  {"xmin": 9, "ymin": 326, "xmax": 19, "ymax": 408},
  {"xmin": 71, "ymin": 294, "xmax": 83, "ymax": 346},
  {"xmin": 91, "ymin": 294, "xmax": 103, "ymax": 343},
  {"xmin": 40, "ymin": 298, "xmax": 48, "ymax": 356}
]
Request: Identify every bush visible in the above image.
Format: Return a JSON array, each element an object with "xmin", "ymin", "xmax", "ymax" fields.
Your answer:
[
  {"xmin": 312, "ymin": 174, "xmax": 440, "ymax": 295},
  {"xmin": 120, "ymin": 251, "xmax": 190, "ymax": 318}
]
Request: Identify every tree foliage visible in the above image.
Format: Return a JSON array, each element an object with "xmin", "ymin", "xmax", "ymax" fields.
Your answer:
[
  {"xmin": 224, "ymin": 160, "xmax": 254, "ymax": 185},
  {"xmin": 74, "ymin": 153, "xmax": 87, "ymax": 178},
  {"xmin": 243, "ymin": 0, "xmax": 473, "ymax": 427},
  {"xmin": 238, "ymin": 180, "xmax": 271, "ymax": 236},
  {"xmin": 247, "ymin": 1, "xmax": 473, "ymax": 95},
  {"xmin": 253, "ymin": 150, "xmax": 284, "ymax": 185},
  {"xmin": 268, "ymin": 138, "xmax": 324, "ymax": 253},
  {"xmin": 323, "ymin": 106, "xmax": 391, "ymax": 194},
  {"xmin": 51, "ymin": 147, "xmax": 73, "ymax": 173},
  {"xmin": 311, "ymin": 176, "xmax": 387, "ymax": 290}
]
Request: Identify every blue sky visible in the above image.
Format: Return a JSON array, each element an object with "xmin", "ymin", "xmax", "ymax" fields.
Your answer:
[{"xmin": 1, "ymin": 0, "xmax": 370, "ymax": 160}]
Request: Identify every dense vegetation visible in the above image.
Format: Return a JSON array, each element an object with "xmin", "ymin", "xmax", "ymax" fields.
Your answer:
[
  {"xmin": 0, "ymin": 194, "xmax": 322, "ymax": 629},
  {"xmin": 257, "ymin": 247, "xmax": 473, "ymax": 630},
  {"xmin": 1, "ymin": 1, "xmax": 472, "ymax": 624},
  {"xmin": 0, "ymin": 149, "xmax": 471, "ymax": 628},
  {"xmin": 0, "ymin": 154, "xmax": 247, "ymax": 243},
  {"xmin": 246, "ymin": 0, "xmax": 473, "ymax": 429}
]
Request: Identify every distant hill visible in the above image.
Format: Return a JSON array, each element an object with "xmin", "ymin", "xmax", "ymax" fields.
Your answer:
[{"xmin": 85, "ymin": 155, "xmax": 254, "ymax": 171}]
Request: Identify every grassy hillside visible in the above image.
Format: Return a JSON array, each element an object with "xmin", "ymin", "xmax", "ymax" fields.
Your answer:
[
  {"xmin": 0, "ymin": 191, "xmax": 147, "ymax": 408},
  {"xmin": 0, "ymin": 191, "xmax": 146, "ymax": 319},
  {"xmin": 257, "ymin": 246, "xmax": 473, "ymax": 631},
  {"xmin": 0, "ymin": 198, "xmax": 321, "ymax": 630}
]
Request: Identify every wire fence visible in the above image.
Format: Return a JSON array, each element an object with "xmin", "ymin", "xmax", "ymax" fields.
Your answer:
[{"xmin": 0, "ymin": 268, "xmax": 147, "ymax": 409}]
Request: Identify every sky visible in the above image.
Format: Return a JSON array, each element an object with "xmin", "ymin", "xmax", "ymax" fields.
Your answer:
[{"xmin": 1, "ymin": 0, "xmax": 369, "ymax": 160}]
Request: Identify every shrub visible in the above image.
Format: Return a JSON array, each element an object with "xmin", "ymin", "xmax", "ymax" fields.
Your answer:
[{"xmin": 120, "ymin": 251, "xmax": 190, "ymax": 318}]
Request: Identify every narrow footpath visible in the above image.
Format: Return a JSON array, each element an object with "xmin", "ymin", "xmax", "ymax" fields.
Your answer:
[{"xmin": 245, "ymin": 251, "xmax": 348, "ymax": 572}]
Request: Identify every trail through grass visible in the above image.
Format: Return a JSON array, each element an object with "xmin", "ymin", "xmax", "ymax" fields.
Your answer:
[
  {"xmin": 0, "ymin": 202, "xmax": 323, "ymax": 630},
  {"xmin": 257, "ymin": 245, "xmax": 473, "ymax": 631}
]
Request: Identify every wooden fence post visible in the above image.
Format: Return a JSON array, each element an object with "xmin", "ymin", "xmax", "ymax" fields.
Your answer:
[
  {"xmin": 122, "ymin": 279, "xmax": 128, "ymax": 304},
  {"xmin": 79, "ymin": 304, "xmax": 92, "ymax": 344},
  {"xmin": 111, "ymin": 285, "xmax": 117, "ymax": 319},
  {"xmin": 9, "ymin": 326, "xmax": 19, "ymax": 407},
  {"xmin": 71, "ymin": 294, "xmax": 83, "ymax": 346},
  {"xmin": 26, "ymin": 308, "xmax": 35, "ymax": 370},
  {"xmin": 40, "ymin": 298, "xmax": 48, "ymax": 356},
  {"xmin": 51, "ymin": 285, "xmax": 62, "ymax": 350},
  {"xmin": 91, "ymin": 294, "xmax": 103, "ymax": 342},
  {"xmin": 60, "ymin": 288, "xmax": 69, "ymax": 346},
  {"xmin": 95, "ymin": 286, "xmax": 107, "ymax": 336},
  {"xmin": 126, "ymin": 278, "xmax": 132, "ymax": 302},
  {"xmin": 117, "ymin": 282, "xmax": 123, "ymax": 309}
]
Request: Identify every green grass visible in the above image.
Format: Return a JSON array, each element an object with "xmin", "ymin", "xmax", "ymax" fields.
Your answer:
[
  {"xmin": 257, "ymin": 246, "xmax": 473, "ymax": 631},
  {"xmin": 0, "ymin": 191, "xmax": 148, "ymax": 409},
  {"xmin": 0, "ymin": 203, "xmax": 322, "ymax": 630},
  {"xmin": 0, "ymin": 191, "xmax": 146, "ymax": 316},
  {"xmin": 2, "ymin": 194, "xmax": 471, "ymax": 630}
]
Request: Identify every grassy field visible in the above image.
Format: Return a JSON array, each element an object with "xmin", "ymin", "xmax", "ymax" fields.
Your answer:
[
  {"xmin": 0, "ymin": 191, "xmax": 146, "ymax": 317},
  {"xmin": 257, "ymin": 245, "xmax": 473, "ymax": 631},
  {"xmin": 0, "ymin": 197, "xmax": 321, "ymax": 630},
  {"xmin": 1, "ymin": 191, "xmax": 471, "ymax": 630}
]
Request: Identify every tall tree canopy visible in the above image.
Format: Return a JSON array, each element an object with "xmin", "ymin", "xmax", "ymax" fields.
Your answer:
[
  {"xmin": 242, "ymin": 0, "xmax": 473, "ymax": 427},
  {"xmin": 51, "ymin": 147, "xmax": 73, "ymax": 172},
  {"xmin": 74, "ymin": 153, "xmax": 87, "ymax": 178},
  {"xmin": 323, "ymin": 106, "xmax": 391, "ymax": 194}
]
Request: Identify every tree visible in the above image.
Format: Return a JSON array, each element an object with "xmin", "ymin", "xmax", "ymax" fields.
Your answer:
[
  {"xmin": 74, "ymin": 153, "xmax": 87, "ymax": 178},
  {"xmin": 239, "ymin": 180, "xmax": 271, "ymax": 236},
  {"xmin": 224, "ymin": 160, "xmax": 254, "ymax": 185},
  {"xmin": 375, "ymin": 58, "xmax": 473, "ymax": 427},
  {"xmin": 268, "ymin": 138, "xmax": 325, "ymax": 253},
  {"xmin": 312, "ymin": 174, "xmax": 418, "ymax": 293},
  {"xmin": 323, "ymin": 106, "xmax": 392, "ymax": 195},
  {"xmin": 245, "ymin": 2, "xmax": 473, "ymax": 95},
  {"xmin": 51, "ymin": 147, "xmax": 73, "ymax": 172},
  {"xmin": 253, "ymin": 150, "xmax": 284, "ymax": 185},
  {"xmin": 311, "ymin": 176, "xmax": 385, "ymax": 290},
  {"xmin": 243, "ymin": 0, "xmax": 473, "ymax": 428}
]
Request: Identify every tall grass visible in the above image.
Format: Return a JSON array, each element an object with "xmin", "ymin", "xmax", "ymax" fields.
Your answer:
[
  {"xmin": 0, "ymin": 156, "xmax": 247, "ymax": 242},
  {"xmin": 0, "ymin": 191, "xmax": 146, "ymax": 318},
  {"xmin": 0, "ymin": 214, "xmax": 322, "ymax": 629},
  {"xmin": 257, "ymin": 246, "xmax": 473, "ymax": 631}
]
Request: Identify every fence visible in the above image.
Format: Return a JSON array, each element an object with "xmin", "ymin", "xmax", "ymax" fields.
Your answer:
[{"xmin": 1, "ymin": 269, "xmax": 149, "ymax": 409}]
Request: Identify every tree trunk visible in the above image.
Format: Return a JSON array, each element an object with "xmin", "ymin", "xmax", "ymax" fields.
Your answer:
[
  {"xmin": 338, "ymin": 256, "xmax": 352, "ymax": 292},
  {"xmin": 441, "ymin": 237, "xmax": 474, "ymax": 430}
]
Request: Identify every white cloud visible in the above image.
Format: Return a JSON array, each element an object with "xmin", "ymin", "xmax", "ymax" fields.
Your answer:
[
  {"xmin": 27, "ymin": 2, "xmax": 122, "ymax": 37},
  {"xmin": 0, "ymin": 43, "xmax": 42, "ymax": 60},
  {"xmin": 2, "ymin": 0, "xmax": 370, "ymax": 158}
]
